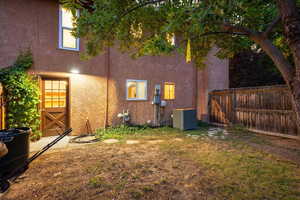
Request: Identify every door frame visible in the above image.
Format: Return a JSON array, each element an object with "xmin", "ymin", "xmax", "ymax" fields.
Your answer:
[{"xmin": 40, "ymin": 76, "xmax": 71, "ymax": 136}]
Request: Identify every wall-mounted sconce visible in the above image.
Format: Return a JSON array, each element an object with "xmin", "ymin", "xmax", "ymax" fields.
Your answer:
[{"xmin": 70, "ymin": 69, "xmax": 80, "ymax": 74}]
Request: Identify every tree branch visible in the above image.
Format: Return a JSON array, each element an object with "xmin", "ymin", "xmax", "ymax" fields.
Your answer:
[
  {"xmin": 222, "ymin": 23, "xmax": 294, "ymax": 83},
  {"xmin": 180, "ymin": 31, "xmax": 247, "ymax": 44},
  {"xmin": 121, "ymin": 0, "xmax": 167, "ymax": 19},
  {"xmin": 77, "ymin": 0, "xmax": 167, "ymax": 13},
  {"xmin": 107, "ymin": 0, "xmax": 167, "ymax": 40},
  {"xmin": 222, "ymin": 23, "xmax": 254, "ymax": 35},
  {"xmin": 250, "ymin": 34, "xmax": 294, "ymax": 83},
  {"xmin": 177, "ymin": 31, "xmax": 248, "ymax": 48},
  {"xmin": 199, "ymin": 31, "xmax": 248, "ymax": 37},
  {"xmin": 262, "ymin": 15, "xmax": 281, "ymax": 38},
  {"xmin": 199, "ymin": 22, "xmax": 294, "ymax": 84}
]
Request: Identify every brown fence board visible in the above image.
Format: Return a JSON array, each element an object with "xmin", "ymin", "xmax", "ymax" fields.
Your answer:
[{"xmin": 209, "ymin": 85, "xmax": 299, "ymax": 138}]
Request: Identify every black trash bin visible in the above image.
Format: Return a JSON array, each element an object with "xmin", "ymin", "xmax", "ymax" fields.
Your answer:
[{"xmin": 0, "ymin": 128, "xmax": 31, "ymax": 177}]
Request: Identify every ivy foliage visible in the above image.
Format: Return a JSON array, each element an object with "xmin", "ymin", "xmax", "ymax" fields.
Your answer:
[
  {"xmin": 62, "ymin": 0, "xmax": 287, "ymax": 68},
  {"xmin": 0, "ymin": 51, "xmax": 41, "ymax": 140}
]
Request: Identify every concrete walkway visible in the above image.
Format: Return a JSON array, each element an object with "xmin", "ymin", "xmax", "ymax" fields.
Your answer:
[
  {"xmin": 30, "ymin": 136, "xmax": 81, "ymax": 152},
  {"xmin": 30, "ymin": 136, "xmax": 184, "ymax": 152}
]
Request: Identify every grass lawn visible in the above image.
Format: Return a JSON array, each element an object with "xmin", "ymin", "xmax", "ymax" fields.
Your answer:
[{"xmin": 3, "ymin": 126, "xmax": 300, "ymax": 200}]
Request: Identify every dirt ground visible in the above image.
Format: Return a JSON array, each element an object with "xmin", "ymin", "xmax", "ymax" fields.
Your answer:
[{"xmin": 2, "ymin": 128, "xmax": 300, "ymax": 200}]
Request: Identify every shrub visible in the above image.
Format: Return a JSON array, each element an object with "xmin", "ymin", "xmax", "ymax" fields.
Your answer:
[{"xmin": 0, "ymin": 51, "xmax": 41, "ymax": 140}]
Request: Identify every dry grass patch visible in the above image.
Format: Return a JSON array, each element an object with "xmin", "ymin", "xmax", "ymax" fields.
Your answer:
[
  {"xmin": 2, "ymin": 127, "xmax": 300, "ymax": 200},
  {"xmin": 159, "ymin": 137, "xmax": 300, "ymax": 199}
]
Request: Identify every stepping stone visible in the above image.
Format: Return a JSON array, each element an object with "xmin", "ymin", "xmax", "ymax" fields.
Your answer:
[
  {"xmin": 173, "ymin": 138, "xmax": 183, "ymax": 142},
  {"xmin": 208, "ymin": 132, "xmax": 216, "ymax": 136},
  {"xmin": 191, "ymin": 135, "xmax": 200, "ymax": 139},
  {"xmin": 148, "ymin": 140, "xmax": 164, "ymax": 144},
  {"xmin": 208, "ymin": 128, "xmax": 223, "ymax": 133},
  {"xmin": 207, "ymin": 128, "xmax": 224, "ymax": 137},
  {"xmin": 103, "ymin": 139, "xmax": 119, "ymax": 144},
  {"xmin": 223, "ymin": 130, "xmax": 229, "ymax": 135},
  {"xmin": 75, "ymin": 136, "xmax": 97, "ymax": 142},
  {"xmin": 126, "ymin": 140, "xmax": 140, "ymax": 144}
]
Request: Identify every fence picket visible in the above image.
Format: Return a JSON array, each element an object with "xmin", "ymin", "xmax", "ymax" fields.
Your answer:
[{"xmin": 209, "ymin": 85, "xmax": 299, "ymax": 138}]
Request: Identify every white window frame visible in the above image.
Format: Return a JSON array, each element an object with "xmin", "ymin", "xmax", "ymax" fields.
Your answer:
[
  {"xmin": 164, "ymin": 82, "xmax": 176, "ymax": 100},
  {"xmin": 58, "ymin": 6, "xmax": 80, "ymax": 51},
  {"xmin": 126, "ymin": 79, "xmax": 148, "ymax": 101}
]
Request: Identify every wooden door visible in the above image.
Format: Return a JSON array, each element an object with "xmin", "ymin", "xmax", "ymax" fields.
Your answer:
[{"xmin": 42, "ymin": 78, "xmax": 69, "ymax": 136}]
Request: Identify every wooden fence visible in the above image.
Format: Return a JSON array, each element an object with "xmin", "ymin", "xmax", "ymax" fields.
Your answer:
[
  {"xmin": 209, "ymin": 85, "xmax": 299, "ymax": 139},
  {"xmin": 0, "ymin": 83, "xmax": 4, "ymax": 129}
]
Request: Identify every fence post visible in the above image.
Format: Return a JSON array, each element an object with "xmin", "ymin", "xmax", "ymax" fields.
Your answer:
[{"xmin": 208, "ymin": 93, "xmax": 212, "ymax": 123}]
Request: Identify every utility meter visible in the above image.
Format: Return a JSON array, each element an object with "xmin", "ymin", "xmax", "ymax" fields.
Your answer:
[{"xmin": 153, "ymin": 84, "xmax": 161, "ymax": 105}]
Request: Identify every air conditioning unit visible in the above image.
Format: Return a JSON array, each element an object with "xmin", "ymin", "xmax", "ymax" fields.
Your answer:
[{"xmin": 173, "ymin": 108, "xmax": 197, "ymax": 131}]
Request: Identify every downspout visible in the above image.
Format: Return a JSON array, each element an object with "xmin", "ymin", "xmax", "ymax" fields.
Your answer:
[{"xmin": 104, "ymin": 47, "xmax": 110, "ymax": 128}]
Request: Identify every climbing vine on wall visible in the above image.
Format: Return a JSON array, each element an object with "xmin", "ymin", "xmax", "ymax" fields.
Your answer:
[{"xmin": 0, "ymin": 51, "xmax": 41, "ymax": 140}]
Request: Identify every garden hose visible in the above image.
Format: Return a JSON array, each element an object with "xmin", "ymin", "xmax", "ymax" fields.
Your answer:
[
  {"xmin": 69, "ymin": 134, "xmax": 100, "ymax": 144},
  {"xmin": 69, "ymin": 118, "xmax": 100, "ymax": 144}
]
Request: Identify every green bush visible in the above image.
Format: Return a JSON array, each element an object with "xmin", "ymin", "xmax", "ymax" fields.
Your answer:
[{"xmin": 0, "ymin": 51, "xmax": 41, "ymax": 140}]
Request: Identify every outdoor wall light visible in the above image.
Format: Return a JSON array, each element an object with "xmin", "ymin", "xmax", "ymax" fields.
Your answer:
[{"xmin": 70, "ymin": 69, "xmax": 80, "ymax": 74}]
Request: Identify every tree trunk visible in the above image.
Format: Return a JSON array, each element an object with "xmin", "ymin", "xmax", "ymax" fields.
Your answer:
[
  {"xmin": 250, "ymin": 34, "xmax": 300, "ymax": 135},
  {"xmin": 277, "ymin": 0, "xmax": 300, "ymax": 135},
  {"xmin": 223, "ymin": 16, "xmax": 300, "ymax": 134}
]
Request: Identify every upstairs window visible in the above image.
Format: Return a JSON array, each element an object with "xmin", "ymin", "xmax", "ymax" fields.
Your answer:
[
  {"xmin": 59, "ymin": 6, "xmax": 79, "ymax": 51},
  {"xmin": 164, "ymin": 82, "xmax": 175, "ymax": 100},
  {"xmin": 126, "ymin": 80, "xmax": 147, "ymax": 100}
]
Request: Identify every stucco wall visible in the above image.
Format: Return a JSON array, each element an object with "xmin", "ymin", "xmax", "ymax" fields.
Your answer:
[
  {"xmin": 107, "ymin": 48, "xmax": 196, "ymax": 126},
  {"xmin": 69, "ymin": 74, "xmax": 107, "ymax": 134},
  {"xmin": 0, "ymin": 0, "xmax": 229, "ymax": 135},
  {"xmin": 197, "ymin": 47, "xmax": 229, "ymax": 122},
  {"xmin": 0, "ymin": 0, "xmax": 108, "ymax": 135}
]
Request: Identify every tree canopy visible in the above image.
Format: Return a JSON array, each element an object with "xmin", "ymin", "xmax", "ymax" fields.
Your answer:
[
  {"xmin": 62, "ymin": 0, "xmax": 288, "ymax": 67},
  {"xmin": 62, "ymin": 0, "xmax": 300, "ymax": 132}
]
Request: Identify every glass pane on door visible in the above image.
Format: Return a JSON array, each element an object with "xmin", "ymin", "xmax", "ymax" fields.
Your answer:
[{"xmin": 44, "ymin": 80, "xmax": 67, "ymax": 108}]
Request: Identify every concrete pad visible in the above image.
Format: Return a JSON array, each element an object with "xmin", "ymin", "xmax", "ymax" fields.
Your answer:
[
  {"xmin": 103, "ymin": 139, "xmax": 119, "ymax": 144},
  {"xmin": 126, "ymin": 140, "xmax": 140, "ymax": 145},
  {"xmin": 30, "ymin": 136, "xmax": 76, "ymax": 152}
]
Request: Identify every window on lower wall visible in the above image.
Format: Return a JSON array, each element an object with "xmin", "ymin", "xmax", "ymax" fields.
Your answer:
[
  {"xmin": 126, "ymin": 80, "xmax": 147, "ymax": 100},
  {"xmin": 164, "ymin": 82, "xmax": 175, "ymax": 100},
  {"xmin": 59, "ymin": 6, "xmax": 80, "ymax": 51}
]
